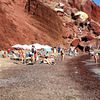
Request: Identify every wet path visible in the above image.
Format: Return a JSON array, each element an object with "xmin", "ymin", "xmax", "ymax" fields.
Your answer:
[{"xmin": 67, "ymin": 55, "xmax": 100, "ymax": 100}]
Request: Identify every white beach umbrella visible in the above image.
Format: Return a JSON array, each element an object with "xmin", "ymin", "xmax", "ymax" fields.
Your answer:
[
  {"xmin": 42, "ymin": 45, "xmax": 52, "ymax": 52},
  {"xmin": 22, "ymin": 44, "xmax": 31, "ymax": 50},
  {"xmin": 33, "ymin": 43, "xmax": 43, "ymax": 49},
  {"xmin": 43, "ymin": 45, "xmax": 52, "ymax": 49},
  {"xmin": 12, "ymin": 44, "xmax": 23, "ymax": 49}
]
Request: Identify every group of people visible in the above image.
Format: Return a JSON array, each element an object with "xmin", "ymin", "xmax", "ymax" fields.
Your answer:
[
  {"xmin": 1, "ymin": 43, "xmax": 100, "ymax": 64},
  {"xmin": 38, "ymin": 46, "xmax": 65, "ymax": 65},
  {"xmin": 2, "ymin": 45, "xmax": 65, "ymax": 65},
  {"xmin": 21, "ymin": 45, "xmax": 65, "ymax": 64}
]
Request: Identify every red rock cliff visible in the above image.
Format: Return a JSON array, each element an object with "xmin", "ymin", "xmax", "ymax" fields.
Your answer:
[
  {"xmin": 0, "ymin": 0, "xmax": 64, "ymax": 49},
  {"xmin": 0, "ymin": 0, "xmax": 100, "ymax": 49}
]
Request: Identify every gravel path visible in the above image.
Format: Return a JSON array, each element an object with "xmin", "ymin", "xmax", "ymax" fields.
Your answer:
[{"xmin": 0, "ymin": 55, "xmax": 100, "ymax": 100}]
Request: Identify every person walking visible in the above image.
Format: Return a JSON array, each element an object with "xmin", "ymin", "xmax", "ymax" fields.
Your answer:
[
  {"xmin": 19, "ymin": 49, "xmax": 26, "ymax": 64},
  {"xmin": 60, "ymin": 49, "xmax": 64, "ymax": 61}
]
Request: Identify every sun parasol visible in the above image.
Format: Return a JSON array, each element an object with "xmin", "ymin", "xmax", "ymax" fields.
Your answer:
[{"xmin": 12, "ymin": 44, "xmax": 23, "ymax": 49}]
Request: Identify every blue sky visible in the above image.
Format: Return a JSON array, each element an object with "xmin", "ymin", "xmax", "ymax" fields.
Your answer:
[{"xmin": 92, "ymin": 0, "xmax": 100, "ymax": 6}]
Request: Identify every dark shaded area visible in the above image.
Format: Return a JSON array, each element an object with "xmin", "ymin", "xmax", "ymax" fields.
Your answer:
[
  {"xmin": 81, "ymin": 36, "xmax": 94, "ymax": 42},
  {"xmin": 67, "ymin": 55, "xmax": 100, "ymax": 100},
  {"xmin": 76, "ymin": 44, "xmax": 84, "ymax": 51},
  {"xmin": 71, "ymin": 12, "xmax": 80, "ymax": 20},
  {"xmin": 81, "ymin": 36, "xmax": 88, "ymax": 42}
]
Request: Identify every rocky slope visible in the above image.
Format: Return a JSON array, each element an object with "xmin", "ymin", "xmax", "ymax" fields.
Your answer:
[
  {"xmin": 68, "ymin": 0, "xmax": 100, "ymax": 23},
  {"xmin": 66, "ymin": 0, "xmax": 100, "ymax": 33},
  {"xmin": 0, "ymin": 0, "xmax": 65, "ymax": 49},
  {"xmin": 0, "ymin": 0, "xmax": 100, "ymax": 49}
]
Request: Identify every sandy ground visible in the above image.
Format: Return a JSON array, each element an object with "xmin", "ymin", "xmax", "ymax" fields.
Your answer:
[
  {"xmin": 0, "ymin": 58, "xmax": 18, "ymax": 71},
  {"xmin": 0, "ymin": 55, "xmax": 100, "ymax": 100}
]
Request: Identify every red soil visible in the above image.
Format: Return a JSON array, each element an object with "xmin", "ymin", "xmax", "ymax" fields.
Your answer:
[{"xmin": 0, "ymin": 0, "xmax": 100, "ymax": 49}]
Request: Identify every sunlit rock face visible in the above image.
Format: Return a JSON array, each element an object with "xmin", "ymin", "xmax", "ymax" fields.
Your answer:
[
  {"xmin": 82, "ymin": 0, "xmax": 100, "ymax": 23},
  {"xmin": 67, "ymin": 0, "xmax": 100, "ymax": 23},
  {"xmin": 65, "ymin": 0, "xmax": 100, "ymax": 36},
  {"xmin": 0, "ymin": 0, "xmax": 64, "ymax": 49}
]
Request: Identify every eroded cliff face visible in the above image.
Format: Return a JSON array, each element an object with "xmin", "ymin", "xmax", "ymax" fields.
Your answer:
[
  {"xmin": 0, "ymin": 0, "xmax": 100, "ymax": 49},
  {"xmin": 0, "ymin": 0, "xmax": 64, "ymax": 49}
]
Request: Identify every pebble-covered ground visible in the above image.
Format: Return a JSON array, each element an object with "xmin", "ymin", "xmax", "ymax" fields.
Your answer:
[{"xmin": 0, "ymin": 55, "xmax": 100, "ymax": 100}]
